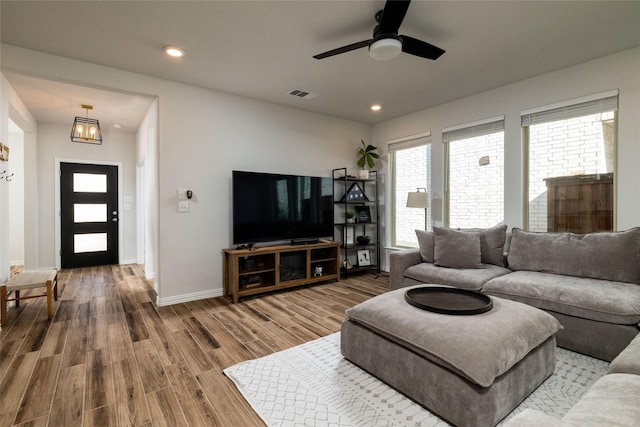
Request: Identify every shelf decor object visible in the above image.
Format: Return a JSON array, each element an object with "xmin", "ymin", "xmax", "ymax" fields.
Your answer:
[
  {"xmin": 341, "ymin": 182, "xmax": 369, "ymax": 202},
  {"xmin": 70, "ymin": 104, "xmax": 103, "ymax": 145}
]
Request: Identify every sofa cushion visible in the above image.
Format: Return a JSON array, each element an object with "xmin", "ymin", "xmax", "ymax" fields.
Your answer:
[
  {"xmin": 433, "ymin": 227, "xmax": 482, "ymax": 269},
  {"xmin": 507, "ymin": 228, "xmax": 640, "ymax": 284},
  {"xmin": 345, "ymin": 285, "xmax": 562, "ymax": 387},
  {"xmin": 562, "ymin": 374, "xmax": 640, "ymax": 426},
  {"xmin": 483, "ymin": 271, "xmax": 640, "ymax": 325},
  {"xmin": 405, "ymin": 262, "xmax": 511, "ymax": 291},
  {"xmin": 415, "ymin": 230, "xmax": 435, "ymax": 263},
  {"xmin": 609, "ymin": 333, "xmax": 640, "ymax": 375},
  {"xmin": 460, "ymin": 224, "xmax": 508, "ymax": 267}
]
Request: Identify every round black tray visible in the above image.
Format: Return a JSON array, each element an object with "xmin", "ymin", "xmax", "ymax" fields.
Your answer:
[{"xmin": 405, "ymin": 286, "xmax": 493, "ymax": 315}]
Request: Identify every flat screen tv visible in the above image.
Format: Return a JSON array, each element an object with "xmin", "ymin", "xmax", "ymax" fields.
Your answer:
[{"xmin": 232, "ymin": 170, "xmax": 333, "ymax": 245}]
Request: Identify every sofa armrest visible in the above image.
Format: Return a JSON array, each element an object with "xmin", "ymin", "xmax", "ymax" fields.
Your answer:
[
  {"xmin": 609, "ymin": 332, "xmax": 640, "ymax": 375},
  {"xmin": 389, "ymin": 249, "xmax": 422, "ymax": 290},
  {"xmin": 503, "ymin": 409, "xmax": 564, "ymax": 427}
]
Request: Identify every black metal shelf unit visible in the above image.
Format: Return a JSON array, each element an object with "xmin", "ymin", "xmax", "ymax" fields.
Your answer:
[{"xmin": 332, "ymin": 167, "xmax": 380, "ymax": 278}]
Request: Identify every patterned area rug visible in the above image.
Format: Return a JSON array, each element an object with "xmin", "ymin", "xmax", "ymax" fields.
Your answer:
[{"xmin": 224, "ymin": 333, "xmax": 608, "ymax": 426}]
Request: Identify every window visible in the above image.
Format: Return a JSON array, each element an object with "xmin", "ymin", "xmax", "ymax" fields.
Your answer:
[
  {"xmin": 444, "ymin": 117, "xmax": 505, "ymax": 228},
  {"xmin": 389, "ymin": 134, "xmax": 431, "ymax": 248},
  {"xmin": 523, "ymin": 92, "xmax": 617, "ymax": 233}
]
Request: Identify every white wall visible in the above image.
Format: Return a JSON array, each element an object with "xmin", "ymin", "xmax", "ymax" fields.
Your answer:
[
  {"xmin": 1, "ymin": 45, "xmax": 370, "ymax": 304},
  {"xmin": 136, "ymin": 99, "xmax": 159, "ymax": 282},
  {"xmin": 8, "ymin": 123, "xmax": 24, "ymax": 265},
  {"xmin": 36, "ymin": 123, "xmax": 138, "ymax": 268},
  {"xmin": 373, "ymin": 47, "xmax": 640, "ymax": 258},
  {"xmin": 0, "ymin": 73, "xmax": 37, "ymax": 282}
]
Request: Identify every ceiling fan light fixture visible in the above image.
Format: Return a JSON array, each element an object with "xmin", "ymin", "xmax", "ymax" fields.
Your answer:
[{"xmin": 369, "ymin": 38, "xmax": 402, "ymax": 60}]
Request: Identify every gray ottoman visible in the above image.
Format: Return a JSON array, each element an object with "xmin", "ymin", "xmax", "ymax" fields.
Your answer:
[{"xmin": 341, "ymin": 285, "xmax": 562, "ymax": 427}]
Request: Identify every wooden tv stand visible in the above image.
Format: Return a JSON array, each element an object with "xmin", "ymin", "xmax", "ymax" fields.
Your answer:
[{"xmin": 222, "ymin": 241, "xmax": 340, "ymax": 303}]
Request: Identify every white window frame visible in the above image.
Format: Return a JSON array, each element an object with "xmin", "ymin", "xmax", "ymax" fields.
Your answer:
[
  {"xmin": 522, "ymin": 90, "xmax": 618, "ymax": 231},
  {"xmin": 443, "ymin": 116, "xmax": 505, "ymax": 228},
  {"xmin": 388, "ymin": 132, "xmax": 431, "ymax": 248}
]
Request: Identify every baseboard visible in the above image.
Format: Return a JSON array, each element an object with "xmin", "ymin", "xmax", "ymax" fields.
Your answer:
[
  {"xmin": 120, "ymin": 259, "xmax": 137, "ymax": 265},
  {"xmin": 10, "ymin": 260, "xmax": 24, "ymax": 266},
  {"xmin": 156, "ymin": 288, "xmax": 224, "ymax": 307}
]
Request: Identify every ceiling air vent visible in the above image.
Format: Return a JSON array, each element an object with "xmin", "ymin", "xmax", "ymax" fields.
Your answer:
[{"xmin": 288, "ymin": 89, "xmax": 318, "ymax": 100}]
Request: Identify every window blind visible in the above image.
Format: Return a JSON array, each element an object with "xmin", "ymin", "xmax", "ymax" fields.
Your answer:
[
  {"xmin": 388, "ymin": 132, "xmax": 431, "ymax": 152},
  {"xmin": 442, "ymin": 118, "xmax": 504, "ymax": 143},
  {"xmin": 521, "ymin": 94, "xmax": 618, "ymax": 127}
]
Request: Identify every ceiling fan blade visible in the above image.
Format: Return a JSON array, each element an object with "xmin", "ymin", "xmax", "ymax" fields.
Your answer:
[
  {"xmin": 400, "ymin": 35, "xmax": 445, "ymax": 60},
  {"xmin": 377, "ymin": 0, "xmax": 411, "ymax": 35},
  {"xmin": 313, "ymin": 39, "xmax": 372, "ymax": 59}
]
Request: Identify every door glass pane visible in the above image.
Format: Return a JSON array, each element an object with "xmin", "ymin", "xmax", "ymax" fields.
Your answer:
[
  {"xmin": 73, "ymin": 173, "xmax": 107, "ymax": 193},
  {"xmin": 74, "ymin": 204, "xmax": 107, "ymax": 223},
  {"xmin": 74, "ymin": 233, "xmax": 107, "ymax": 253}
]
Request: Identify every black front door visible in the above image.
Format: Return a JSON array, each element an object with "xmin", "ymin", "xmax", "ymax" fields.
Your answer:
[{"xmin": 60, "ymin": 162, "xmax": 119, "ymax": 268}]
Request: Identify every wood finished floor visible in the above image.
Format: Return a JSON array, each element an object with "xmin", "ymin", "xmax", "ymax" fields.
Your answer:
[{"xmin": 0, "ymin": 265, "xmax": 388, "ymax": 427}]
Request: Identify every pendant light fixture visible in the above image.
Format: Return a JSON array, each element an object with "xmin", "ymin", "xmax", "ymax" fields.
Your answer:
[{"xmin": 70, "ymin": 104, "xmax": 102, "ymax": 144}]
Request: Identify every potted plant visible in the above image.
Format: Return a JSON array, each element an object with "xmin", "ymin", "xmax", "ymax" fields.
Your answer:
[
  {"xmin": 345, "ymin": 210, "xmax": 355, "ymax": 223},
  {"xmin": 357, "ymin": 139, "xmax": 380, "ymax": 179}
]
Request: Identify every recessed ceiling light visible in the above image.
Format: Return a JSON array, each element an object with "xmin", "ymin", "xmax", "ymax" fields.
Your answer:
[
  {"xmin": 113, "ymin": 123, "xmax": 122, "ymax": 129},
  {"xmin": 371, "ymin": 104, "xmax": 382, "ymax": 111},
  {"xmin": 164, "ymin": 46, "xmax": 185, "ymax": 58}
]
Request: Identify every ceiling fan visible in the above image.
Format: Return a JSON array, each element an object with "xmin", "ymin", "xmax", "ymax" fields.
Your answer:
[{"xmin": 313, "ymin": 0, "xmax": 445, "ymax": 61}]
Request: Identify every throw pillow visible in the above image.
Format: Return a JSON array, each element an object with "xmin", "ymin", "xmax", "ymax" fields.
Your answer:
[
  {"xmin": 433, "ymin": 227, "xmax": 482, "ymax": 269},
  {"xmin": 460, "ymin": 224, "xmax": 508, "ymax": 267},
  {"xmin": 415, "ymin": 229, "xmax": 435, "ymax": 263}
]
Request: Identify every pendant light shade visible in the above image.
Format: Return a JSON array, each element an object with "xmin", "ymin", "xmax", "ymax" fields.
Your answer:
[{"xmin": 71, "ymin": 104, "xmax": 102, "ymax": 145}]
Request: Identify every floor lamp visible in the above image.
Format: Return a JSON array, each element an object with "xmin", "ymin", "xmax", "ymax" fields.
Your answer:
[{"xmin": 406, "ymin": 188, "xmax": 429, "ymax": 230}]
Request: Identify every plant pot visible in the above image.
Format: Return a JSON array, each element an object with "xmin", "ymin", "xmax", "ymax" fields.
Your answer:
[
  {"xmin": 356, "ymin": 235, "xmax": 371, "ymax": 245},
  {"xmin": 346, "ymin": 218, "xmax": 355, "ymax": 223},
  {"xmin": 358, "ymin": 170, "xmax": 370, "ymax": 179}
]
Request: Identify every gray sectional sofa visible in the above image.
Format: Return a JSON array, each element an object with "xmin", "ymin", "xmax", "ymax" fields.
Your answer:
[
  {"xmin": 389, "ymin": 226, "xmax": 640, "ymax": 362},
  {"xmin": 504, "ymin": 332, "xmax": 640, "ymax": 426}
]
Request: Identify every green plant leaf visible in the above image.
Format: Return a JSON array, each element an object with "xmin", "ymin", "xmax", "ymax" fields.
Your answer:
[
  {"xmin": 367, "ymin": 156, "xmax": 375, "ymax": 168},
  {"xmin": 365, "ymin": 144, "xmax": 377, "ymax": 153},
  {"xmin": 357, "ymin": 157, "xmax": 365, "ymax": 168}
]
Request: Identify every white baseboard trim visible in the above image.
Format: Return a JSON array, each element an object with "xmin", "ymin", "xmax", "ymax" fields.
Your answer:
[
  {"xmin": 10, "ymin": 260, "xmax": 25, "ymax": 266},
  {"xmin": 120, "ymin": 259, "xmax": 137, "ymax": 266},
  {"xmin": 156, "ymin": 288, "xmax": 224, "ymax": 307}
]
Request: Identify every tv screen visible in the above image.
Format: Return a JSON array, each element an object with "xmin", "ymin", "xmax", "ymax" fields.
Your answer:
[{"xmin": 232, "ymin": 171, "xmax": 333, "ymax": 245}]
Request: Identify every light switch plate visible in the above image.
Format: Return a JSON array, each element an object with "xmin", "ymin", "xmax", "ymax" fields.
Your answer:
[{"xmin": 178, "ymin": 201, "xmax": 190, "ymax": 212}]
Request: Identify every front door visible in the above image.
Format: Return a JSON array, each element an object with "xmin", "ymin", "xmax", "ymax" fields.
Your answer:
[{"xmin": 60, "ymin": 162, "xmax": 119, "ymax": 268}]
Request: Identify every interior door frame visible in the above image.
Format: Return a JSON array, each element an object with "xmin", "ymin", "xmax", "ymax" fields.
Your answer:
[{"xmin": 54, "ymin": 158, "xmax": 124, "ymax": 270}]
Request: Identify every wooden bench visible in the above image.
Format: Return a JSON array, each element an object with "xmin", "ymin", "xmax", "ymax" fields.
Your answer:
[{"xmin": 1, "ymin": 269, "xmax": 58, "ymax": 327}]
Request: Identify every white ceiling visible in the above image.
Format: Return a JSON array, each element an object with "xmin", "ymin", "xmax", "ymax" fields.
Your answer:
[{"xmin": 2, "ymin": 1, "xmax": 639, "ymax": 129}]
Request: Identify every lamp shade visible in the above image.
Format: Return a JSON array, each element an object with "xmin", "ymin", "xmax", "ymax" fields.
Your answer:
[{"xmin": 406, "ymin": 191, "xmax": 429, "ymax": 209}]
